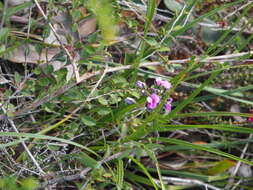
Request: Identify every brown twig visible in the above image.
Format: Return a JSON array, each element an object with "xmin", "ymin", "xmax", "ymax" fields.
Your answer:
[
  {"xmin": 39, "ymin": 151, "xmax": 125, "ymax": 189},
  {"xmin": 1, "ymin": 107, "xmax": 45, "ymax": 175},
  {"xmin": 33, "ymin": 0, "xmax": 80, "ymax": 82}
]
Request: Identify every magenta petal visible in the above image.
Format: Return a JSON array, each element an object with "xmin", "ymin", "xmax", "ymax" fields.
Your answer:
[
  {"xmin": 146, "ymin": 94, "xmax": 160, "ymax": 110},
  {"xmin": 155, "ymin": 77, "xmax": 163, "ymax": 86},
  {"xmin": 164, "ymin": 98, "xmax": 173, "ymax": 112},
  {"xmin": 151, "ymin": 94, "xmax": 160, "ymax": 103},
  {"xmin": 155, "ymin": 77, "xmax": 172, "ymax": 89},
  {"xmin": 167, "ymin": 98, "xmax": 173, "ymax": 103},
  {"xmin": 165, "ymin": 103, "xmax": 171, "ymax": 112},
  {"xmin": 248, "ymin": 110, "xmax": 253, "ymax": 123},
  {"xmin": 147, "ymin": 97, "xmax": 152, "ymax": 103},
  {"xmin": 161, "ymin": 80, "xmax": 172, "ymax": 89},
  {"xmin": 248, "ymin": 117, "xmax": 253, "ymax": 123}
]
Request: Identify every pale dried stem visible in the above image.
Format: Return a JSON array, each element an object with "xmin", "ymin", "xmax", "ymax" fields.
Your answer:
[
  {"xmin": 1, "ymin": 107, "xmax": 45, "ymax": 175},
  {"xmin": 161, "ymin": 176, "xmax": 222, "ymax": 190},
  {"xmin": 33, "ymin": 0, "xmax": 80, "ymax": 82},
  {"xmin": 86, "ymin": 65, "xmax": 108, "ymax": 101},
  {"xmin": 225, "ymin": 133, "xmax": 253, "ymax": 190},
  {"xmin": 40, "ymin": 151, "xmax": 125, "ymax": 189}
]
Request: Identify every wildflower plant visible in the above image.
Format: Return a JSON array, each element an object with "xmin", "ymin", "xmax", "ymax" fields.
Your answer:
[
  {"xmin": 2, "ymin": 0, "xmax": 253, "ymax": 189},
  {"xmin": 125, "ymin": 78, "xmax": 173, "ymax": 114}
]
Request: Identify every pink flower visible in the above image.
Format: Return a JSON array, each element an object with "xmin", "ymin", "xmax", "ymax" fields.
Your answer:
[
  {"xmin": 155, "ymin": 77, "xmax": 172, "ymax": 89},
  {"xmin": 248, "ymin": 118, "xmax": 253, "ymax": 123},
  {"xmin": 248, "ymin": 110, "xmax": 253, "ymax": 123},
  {"xmin": 164, "ymin": 98, "xmax": 173, "ymax": 112},
  {"xmin": 155, "ymin": 77, "xmax": 163, "ymax": 86},
  {"xmin": 146, "ymin": 93, "xmax": 160, "ymax": 110}
]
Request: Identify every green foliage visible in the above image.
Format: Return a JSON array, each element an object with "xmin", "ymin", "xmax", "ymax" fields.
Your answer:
[
  {"xmin": 0, "ymin": 28, "xmax": 10, "ymax": 42},
  {"xmin": 0, "ymin": 0, "xmax": 253, "ymax": 189},
  {"xmin": 86, "ymin": 0, "xmax": 117, "ymax": 43},
  {"xmin": 0, "ymin": 177, "xmax": 38, "ymax": 190}
]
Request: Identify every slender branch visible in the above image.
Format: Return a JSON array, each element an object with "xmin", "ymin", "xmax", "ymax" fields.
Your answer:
[
  {"xmin": 1, "ymin": 107, "xmax": 45, "ymax": 175},
  {"xmin": 225, "ymin": 133, "xmax": 253, "ymax": 190},
  {"xmin": 40, "ymin": 151, "xmax": 125, "ymax": 189},
  {"xmin": 0, "ymin": 0, "xmax": 9, "ymax": 29},
  {"xmin": 33, "ymin": 0, "xmax": 80, "ymax": 82},
  {"xmin": 86, "ymin": 65, "xmax": 108, "ymax": 101},
  {"xmin": 161, "ymin": 176, "xmax": 222, "ymax": 190}
]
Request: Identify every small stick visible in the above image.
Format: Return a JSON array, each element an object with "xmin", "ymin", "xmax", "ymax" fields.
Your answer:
[
  {"xmin": 86, "ymin": 65, "xmax": 108, "ymax": 101},
  {"xmin": 40, "ymin": 151, "xmax": 125, "ymax": 189},
  {"xmin": 161, "ymin": 176, "xmax": 222, "ymax": 190},
  {"xmin": 33, "ymin": 0, "xmax": 80, "ymax": 82},
  {"xmin": 1, "ymin": 107, "xmax": 45, "ymax": 176}
]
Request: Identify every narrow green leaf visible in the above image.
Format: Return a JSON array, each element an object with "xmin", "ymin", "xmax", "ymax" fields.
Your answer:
[
  {"xmin": 78, "ymin": 152, "xmax": 99, "ymax": 169},
  {"xmin": 208, "ymin": 160, "xmax": 236, "ymax": 175},
  {"xmin": 171, "ymin": 112, "xmax": 252, "ymax": 119},
  {"xmin": 116, "ymin": 160, "xmax": 124, "ymax": 190},
  {"xmin": 0, "ymin": 132, "xmax": 97, "ymax": 156},
  {"xmin": 125, "ymin": 171, "xmax": 154, "ymax": 187},
  {"xmin": 81, "ymin": 115, "xmax": 96, "ymax": 126},
  {"xmin": 128, "ymin": 156, "xmax": 159, "ymax": 190},
  {"xmin": 172, "ymin": 0, "xmax": 243, "ymax": 37},
  {"xmin": 6, "ymin": 2, "xmax": 33, "ymax": 19},
  {"xmin": 168, "ymin": 70, "xmax": 220, "ymax": 119},
  {"xmin": 0, "ymin": 28, "xmax": 10, "ymax": 42},
  {"xmin": 146, "ymin": 168, "xmax": 229, "ymax": 182},
  {"xmin": 154, "ymin": 137, "xmax": 253, "ymax": 166}
]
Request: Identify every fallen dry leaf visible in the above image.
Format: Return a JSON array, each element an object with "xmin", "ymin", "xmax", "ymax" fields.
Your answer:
[
  {"xmin": 78, "ymin": 18, "xmax": 97, "ymax": 38},
  {"xmin": 4, "ymin": 44, "xmax": 74, "ymax": 81},
  {"xmin": 4, "ymin": 44, "xmax": 60, "ymax": 64}
]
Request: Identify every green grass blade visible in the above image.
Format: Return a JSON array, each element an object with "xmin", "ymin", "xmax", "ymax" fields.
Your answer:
[
  {"xmin": 168, "ymin": 70, "xmax": 220, "ymax": 119},
  {"xmin": 172, "ymin": 112, "xmax": 252, "ymax": 119},
  {"xmin": 128, "ymin": 156, "xmax": 159, "ymax": 190},
  {"xmin": 124, "ymin": 122, "xmax": 253, "ymax": 142},
  {"xmin": 0, "ymin": 132, "xmax": 97, "ymax": 156},
  {"xmin": 185, "ymin": 64, "xmax": 253, "ymax": 81},
  {"xmin": 206, "ymin": 1, "xmax": 253, "ymax": 55},
  {"xmin": 116, "ymin": 159, "xmax": 124, "ymax": 190},
  {"xmin": 146, "ymin": 168, "xmax": 229, "ymax": 182},
  {"xmin": 171, "ymin": 0, "xmax": 243, "ymax": 38},
  {"xmin": 125, "ymin": 171, "xmax": 154, "ymax": 187},
  {"xmin": 154, "ymin": 137, "xmax": 253, "ymax": 166},
  {"xmin": 153, "ymin": 124, "xmax": 253, "ymax": 134}
]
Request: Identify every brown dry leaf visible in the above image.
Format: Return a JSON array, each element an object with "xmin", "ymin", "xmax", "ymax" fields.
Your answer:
[
  {"xmin": 78, "ymin": 18, "xmax": 97, "ymax": 38},
  {"xmin": 5, "ymin": 44, "xmax": 74, "ymax": 81},
  {"xmin": 5, "ymin": 44, "xmax": 60, "ymax": 64},
  {"xmin": 53, "ymin": 11, "xmax": 79, "ymax": 42}
]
